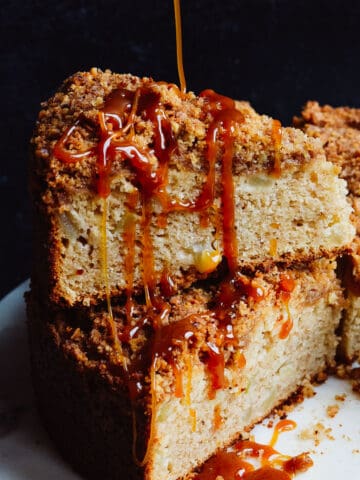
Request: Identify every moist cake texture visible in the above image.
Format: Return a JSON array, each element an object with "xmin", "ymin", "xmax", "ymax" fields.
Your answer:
[
  {"xmin": 27, "ymin": 70, "xmax": 356, "ymax": 480},
  {"xmin": 27, "ymin": 259, "xmax": 343, "ymax": 480},
  {"xmin": 30, "ymin": 69, "xmax": 354, "ymax": 307},
  {"xmin": 295, "ymin": 101, "xmax": 360, "ymax": 361}
]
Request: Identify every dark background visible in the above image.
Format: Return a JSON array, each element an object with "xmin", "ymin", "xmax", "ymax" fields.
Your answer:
[{"xmin": 1, "ymin": 0, "xmax": 360, "ymax": 298}]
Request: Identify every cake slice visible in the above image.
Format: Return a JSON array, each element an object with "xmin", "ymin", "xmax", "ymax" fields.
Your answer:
[
  {"xmin": 27, "ymin": 259, "xmax": 343, "ymax": 480},
  {"xmin": 295, "ymin": 101, "xmax": 360, "ymax": 361},
  {"xmin": 30, "ymin": 69, "xmax": 354, "ymax": 307}
]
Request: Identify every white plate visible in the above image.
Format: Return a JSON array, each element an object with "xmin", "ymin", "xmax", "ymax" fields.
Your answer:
[{"xmin": 0, "ymin": 281, "xmax": 359, "ymax": 479}]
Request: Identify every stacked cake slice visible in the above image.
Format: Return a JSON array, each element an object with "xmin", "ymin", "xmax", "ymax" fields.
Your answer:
[
  {"xmin": 295, "ymin": 101, "xmax": 360, "ymax": 362},
  {"xmin": 27, "ymin": 69, "xmax": 355, "ymax": 480}
]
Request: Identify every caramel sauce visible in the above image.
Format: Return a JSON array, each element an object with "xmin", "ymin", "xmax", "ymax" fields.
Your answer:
[
  {"xmin": 283, "ymin": 454, "xmax": 314, "ymax": 475},
  {"xmin": 160, "ymin": 269, "xmax": 177, "ymax": 297},
  {"xmin": 53, "ymin": 122, "xmax": 95, "ymax": 163},
  {"xmin": 205, "ymin": 342, "xmax": 226, "ymax": 398},
  {"xmin": 172, "ymin": 361, "xmax": 184, "ymax": 398},
  {"xmin": 269, "ymin": 420, "xmax": 297, "ymax": 448},
  {"xmin": 123, "ymin": 191, "xmax": 139, "ymax": 323},
  {"xmin": 189, "ymin": 407, "xmax": 197, "ymax": 432},
  {"xmin": 277, "ymin": 273, "xmax": 295, "ymax": 340},
  {"xmin": 279, "ymin": 317, "xmax": 293, "ymax": 341},
  {"xmin": 213, "ymin": 404, "xmax": 223, "ymax": 431},
  {"xmin": 269, "ymin": 238, "xmax": 277, "ymax": 257},
  {"xmin": 173, "ymin": 0, "xmax": 186, "ymax": 92},
  {"xmin": 194, "ymin": 450, "xmax": 254, "ymax": 480},
  {"xmin": 194, "ymin": 421, "xmax": 312, "ymax": 480},
  {"xmin": 203, "ymin": 273, "xmax": 264, "ymax": 396},
  {"xmin": 185, "ymin": 353, "xmax": 193, "ymax": 406},
  {"xmin": 152, "ymin": 314, "xmax": 195, "ymax": 350}
]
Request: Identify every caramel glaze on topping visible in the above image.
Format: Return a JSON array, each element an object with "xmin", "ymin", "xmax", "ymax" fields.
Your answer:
[
  {"xmin": 52, "ymin": 81, "xmax": 289, "ymax": 399},
  {"xmin": 53, "ymin": 82, "xmax": 255, "ymax": 383},
  {"xmin": 53, "ymin": 79, "xmax": 289, "ymax": 466}
]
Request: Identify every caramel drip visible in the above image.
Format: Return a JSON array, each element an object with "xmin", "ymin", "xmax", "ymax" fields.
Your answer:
[
  {"xmin": 189, "ymin": 408, "xmax": 197, "ymax": 432},
  {"xmin": 173, "ymin": 0, "xmax": 186, "ymax": 92},
  {"xmin": 271, "ymin": 119, "xmax": 282, "ymax": 177},
  {"xmin": 277, "ymin": 273, "xmax": 295, "ymax": 340},
  {"xmin": 194, "ymin": 423, "xmax": 313, "ymax": 480},
  {"xmin": 194, "ymin": 450, "xmax": 254, "ymax": 480},
  {"xmin": 218, "ymin": 111, "xmax": 241, "ymax": 273},
  {"xmin": 151, "ymin": 315, "xmax": 196, "ymax": 363},
  {"xmin": 172, "ymin": 362, "xmax": 184, "ymax": 398},
  {"xmin": 53, "ymin": 122, "xmax": 95, "ymax": 163},
  {"xmin": 160, "ymin": 269, "xmax": 177, "ymax": 297},
  {"xmin": 279, "ymin": 315, "xmax": 293, "ymax": 340},
  {"xmin": 185, "ymin": 353, "xmax": 193, "ymax": 406},
  {"xmin": 197, "ymin": 90, "xmax": 253, "ymax": 395},
  {"xmin": 141, "ymin": 197, "xmax": 156, "ymax": 307},
  {"xmin": 204, "ymin": 273, "xmax": 263, "ymax": 396},
  {"xmin": 213, "ymin": 404, "xmax": 222, "ymax": 431},
  {"xmin": 269, "ymin": 238, "xmax": 277, "ymax": 257},
  {"xmin": 205, "ymin": 342, "xmax": 226, "ymax": 398},
  {"xmin": 132, "ymin": 315, "xmax": 197, "ymax": 465},
  {"xmin": 123, "ymin": 191, "xmax": 139, "ymax": 323},
  {"xmin": 270, "ymin": 420, "xmax": 297, "ymax": 448}
]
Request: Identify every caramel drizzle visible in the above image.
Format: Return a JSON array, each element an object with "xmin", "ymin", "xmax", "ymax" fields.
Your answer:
[
  {"xmin": 270, "ymin": 419, "xmax": 297, "ymax": 448},
  {"xmin": 194, "ymin": 419, "xmax": 312, "ymax": 480},
  {"xmin": 53, "ymin": 81, "xmax": 283, "ymax": 464},
  {"xmin": 123, "ymin": 191, "xmax": 139, "ymax": 323},
  {"xmin": 173, "ymin": 0, "xmax": 186, "ymax": 92},
  {"xmin": 277, "ymin": 273, "xmax": 295, "ymax": 340},
  {"xmin": 53, "ymin": 83, "xmax": 258, "ymax": 394}
]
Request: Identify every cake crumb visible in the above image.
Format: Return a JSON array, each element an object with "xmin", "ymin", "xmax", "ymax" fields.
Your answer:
[
  {"xmin": 335, "ymin": 393, "xmax": 346, "ymax": 402},
  {"xmin": 335, "ymin": 363, "xmax": 360, "ymax": 396},
  {"xmin": 326, "ymin": 404, "xmax": 339, "ymax": 418},
  {"xmin": 299, "ymin": 422, "xmax": 334, "ymax": 446},
  {"xmin": 302, "ymin": 383, "xmax": 316, "ymax": 398},
  {"xmin": 352, "ymin": 449, "xmax": 360, "ymax": 454},
  {"xmin": 314, "ymin": 371, "xmax": 328, "ymax": 384}
]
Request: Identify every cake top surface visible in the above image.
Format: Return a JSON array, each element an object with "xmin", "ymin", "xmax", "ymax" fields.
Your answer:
[{"xmin": 32, "ymin": 68, "xmax": 326, "ymax": 196}]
